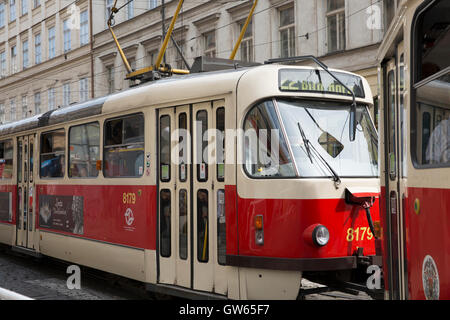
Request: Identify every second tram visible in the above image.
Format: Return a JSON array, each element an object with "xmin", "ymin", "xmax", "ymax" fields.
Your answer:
[{"xmin": 377, "ymin": 0, "xmax": 450, "ymax": 300}]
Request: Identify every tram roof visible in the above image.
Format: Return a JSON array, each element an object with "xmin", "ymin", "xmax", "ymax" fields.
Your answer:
[{"xmin": 0, "ymin": 64, "xmax": 370, "ymax": 137}]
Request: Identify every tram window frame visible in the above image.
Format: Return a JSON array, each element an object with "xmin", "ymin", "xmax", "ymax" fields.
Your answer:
[
  {"xmin": 411, "ymin": 0, "xmax": 450, "ymax": 169},
  {"xmin": 216, "ymin": 107, "xmax": 225, "ymax": 182},
  {"xmin": 103, "ymin": 113, "xmax": 145, "ymax": 178},
  {"xmin": 160, "ymin": 114, "xmax": 171, "ymax": 182},
  {"xmin": 0, "ymin": 139, "xmax": 13, "ymax": 180},
  {"xmin": 40, "ymin": 129, "xmax": 66, "ymax": 179},
  {"xmin": 160, "ymin": 189, "xmax": 172, "ymax": 258},
  {"xmin": 388, "ymin": 70, "xmax": 397, "ymax": 180},
  {"xmin": 179, "ymin": 188, "xmax": 188, "ymax": 260},
  {"xmin": 197, "ymin": 189, "xmax": 209, "ymax": 263},
  {"xmin": 178, "ymin": 113, "xmax": 187, "ymax": 183},
  {"xmin": 196, "ymin": 110, "xmax": 208, "ymax": 182},
  {"xmin": 217, "ymin": 189, "xmax": 226, "ymax": 265},
  {"xmin": 242, "ymin": 99, "xmax": 297, "ymax": 179},
  {"xmin": 69, "ymin": 121, "xmax": 100, "ymax": 179}
]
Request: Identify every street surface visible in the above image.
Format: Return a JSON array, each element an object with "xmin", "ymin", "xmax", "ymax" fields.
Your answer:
[
  {"xmin": 0, "ymin": 247, "xmax": 372, "ymax": 300},
  {"xmin": 0, "ymin": 247, "xmax": 149, "ymax": 300}
]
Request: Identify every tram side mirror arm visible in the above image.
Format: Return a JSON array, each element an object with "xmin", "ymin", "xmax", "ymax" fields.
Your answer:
[{"xmin": 349, "ymin": 102, "xmax": 357, "ymax": 142}]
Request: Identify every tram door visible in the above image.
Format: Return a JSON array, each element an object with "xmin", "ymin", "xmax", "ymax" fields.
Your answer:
[
  {"xmin": 16, "ymin": 134, "xmax": 37, "ymax": 250},
  {"xmin": 157, "ymin": 101, "xmax": 227, "ymax": 295},
  {"xmin": 383, "ymin": 41, "xmax": 408, "ymax": 299}
]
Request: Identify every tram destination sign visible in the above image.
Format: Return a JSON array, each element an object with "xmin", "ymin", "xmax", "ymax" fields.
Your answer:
[{"xmin": 279, "ymin": 69, "xmax": 365, "ymax": 98}]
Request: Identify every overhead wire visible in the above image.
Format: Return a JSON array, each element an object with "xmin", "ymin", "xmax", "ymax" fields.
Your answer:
[{"xmin": 1, "ymin": 0, "xmax": 384, "ymax": 108}]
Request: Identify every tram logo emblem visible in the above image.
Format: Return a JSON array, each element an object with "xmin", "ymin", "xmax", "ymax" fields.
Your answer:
[
  {"xmin": 422, "ymin": 255, "xmax": 439, "ymax": 300},
  {"xmin": 124, "ymin": 208, "xmax": 135, "ymax": 226}
]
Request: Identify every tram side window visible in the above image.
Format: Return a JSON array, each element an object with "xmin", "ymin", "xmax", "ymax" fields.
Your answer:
[
  {"xmin": 160, "ymin": 189, "xmax": 171, "ymax": 258},
  {"xmin": 69, "ymin": 122, "xmax": 100, "ymax": 178},
  {"xmin": 0, "ymin": 140, "xmax": 13, "ymax": 180},
  {"xmin": 197, "ymin": 189, "xmax": 209, "ymax": 263},
  {"xmin": 40, "ymin": 130, "xmax": 65, "ymax": 178},
  {"xmin": 104, "ymin": 114, "xmax": 144, "ymax": 178},
  {"xmin": 413, "ymin": 0, "xmax": 450, "ymax": 167},
  {"xmin": 217, "ymin": 189, "xmax": 226, "ymax": 265},
  {"xmin": 216, "ymin": 107, "xmax": 225, "ymax": 181},
  {"xmin": 196, "ymin": 110, "xmax": 208, "ymax": 182},
  {"xmin": 243, "ymin": 100, "xmax": 296, "ymax": 178}
]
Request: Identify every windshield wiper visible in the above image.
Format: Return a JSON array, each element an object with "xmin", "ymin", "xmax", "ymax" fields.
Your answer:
[
  {"xmin": 297, "ymin": 122, "xmax": 313, "ymax": 164},
  {"xmin": 297, "ymin": 122, "xmax": 341, "ymax": 189}
]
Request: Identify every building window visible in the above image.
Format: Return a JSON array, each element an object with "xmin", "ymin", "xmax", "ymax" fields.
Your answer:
[
  {"xmin": 63, "ymin": 83, "xmax": 70, "ymax": 106},
  {"xmin": 33, "ymin": 0, "xmax": 40, "ymax": 9},
  {"xmin": 21, "ymin": 0, "xmax": 26, "ymax": 16},
  {"xmin": 80, "ymin": 10, "xmax": 89, "ymax": 45},
  {"xmin": 127, "ymin": 1, "xmax": 134, "ymax": 19},
  {"xmin": 326, "ymin": 0, "xmax": 346, "ymax": 53},
  {"xmin": 35, "ymin": 33, "xmax": 41, "ymax": 64},
  {"xmin": 10, "ymin": 98, "xmax": 16, "ymax": 122},
  {"xmin": 203, "ymin": 30, "xmax": 216, "ymax": 58},
  {"xmin": 106, "ymin": 65, "xmax": 114, "ymax": 94},
  {"xmin": 106, "ymin": 0, "xmax": 113, "ymax": 26},
  {"xmin": 0, "ymin": 104, "xmax": 5, "ymax": 124},
  {"xmin": 79, "ymin": 78, "xmax": 88, "ymax": 102},
  {"xmin": 21, "ymin": 95, "xmax": 27, "ymax": 119},
  {"xmin": 149, "ymin": 0, "xmax": 157, "ymax": 9},
  {"xmin": 10, "ymin": 45, "xmax": 17, "ymax": 74},
  {"xmin": 384, "ymin": 0, "xmax": 397, "ymax": 31},
  {"xmin": 48, "ymin": 87, "xmax": 55, "ymax": 110},
  {"xmin": 34, "ymin": 92, "xmax": 41, "ymax": 114},
  {"xmin": 0, "ymin": 2, "xmax": 5, "ymax": 27},
  {"xmin": 9, "ymin": 0, "xmax": 16, "ymax": 22},
  {"xmin": 279, "ymin": 6, "xmax": 295, "ymax": 58},
  {"xmin": 174, "ymin": 40, "xmax": 186, "ymax": 69},
  {"xmin": 48, "ymin": 26, "xmax": 55, "ymax": 59},
  {"xmin": 0, "ymin": 51, "xmax": 6, "ymax": 77},
  {"xmin": 22, "ymin": 39, "xmax": 28, "ymax": 69},
  {"xmin": 238, "ymin": 20, "xmax": 253, "ymax": 62},
  {"xmin": 63, "ymin": 19, "xmax": 71, "ymax": 53}
]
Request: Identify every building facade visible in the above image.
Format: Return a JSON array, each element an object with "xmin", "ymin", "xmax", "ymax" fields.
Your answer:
[
  {"xmin": 0, "ymin": 0, "xmax": 399, "ymax": 124},
  {"xmin": 0, "ymin": 0, "xmax": 92, "ymax": 124}
]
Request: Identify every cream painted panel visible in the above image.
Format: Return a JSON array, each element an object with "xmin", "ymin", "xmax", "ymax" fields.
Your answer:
[
  {"xmin": 0, "ymin": 224, "xmax": 14, "ymax": 245},
  {"xmin": 237, "ymin": 176, "xmax": 380, "ymax": 200},
  {"xmin": 40, "ymin": 231, "xmax": 146, "ymax": 282},
  {"xmin": 241, "ymin": 268, "xmax": 302, "ymax": 300}
]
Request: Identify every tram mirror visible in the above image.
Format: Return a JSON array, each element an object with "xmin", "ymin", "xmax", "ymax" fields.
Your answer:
[{"xmin": 318, "ymin": 131, "xmax": 344, "ymax": 158}]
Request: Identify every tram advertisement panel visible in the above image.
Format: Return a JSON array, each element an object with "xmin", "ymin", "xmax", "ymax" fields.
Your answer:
[
  {"xmin": 39, "ymin": 195, "xmax": 84, "ymax": 235},
  {"xmin": 0, "ymin": 192, "xmax": 12, "ymax": 222}
]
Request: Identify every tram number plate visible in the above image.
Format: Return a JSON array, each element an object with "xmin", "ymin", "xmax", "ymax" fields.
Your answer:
[
  {"xmin": 346, "ymin": 227, "xmax": 373, "ymax": 242},
  {"xmin": 123, "ymin": 192, "xmax": 136, "ymax": 205}
]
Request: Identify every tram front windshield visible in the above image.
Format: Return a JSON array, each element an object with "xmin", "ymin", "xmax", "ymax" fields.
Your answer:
[{"xmin": 277, "ymin": 99, "xmax": 378, "ymax": 178}]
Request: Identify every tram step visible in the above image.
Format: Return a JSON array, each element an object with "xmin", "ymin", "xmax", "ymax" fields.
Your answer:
[
  {"xmin": 11, "ymin": 246, "xmax": 42, "ymax": 258},
  {"xmin": 146, "ymin": 283, "xmax": 228, "ymax": 300}
]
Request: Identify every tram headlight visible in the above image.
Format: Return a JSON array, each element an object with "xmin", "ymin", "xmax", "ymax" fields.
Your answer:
[{"xmin": 312, "ymin": 225, "xmax": 329, "ymax": 247}]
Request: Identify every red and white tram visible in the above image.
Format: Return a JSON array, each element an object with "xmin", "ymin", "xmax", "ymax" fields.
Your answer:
[
  {"xmin": 377, "ymin": 0, "xmax": 450, "ymax": 299},
  {"xmin": 0, "ymin": 61, "xmax": 380, "ymax": 299}
]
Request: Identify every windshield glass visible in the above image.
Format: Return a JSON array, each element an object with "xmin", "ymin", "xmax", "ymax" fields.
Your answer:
[{"xmin": 277, "ymin": 99, "xmax": 378, "ymax": 177}]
